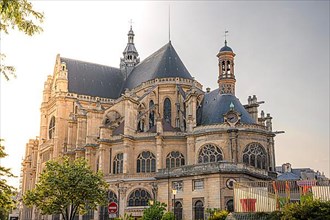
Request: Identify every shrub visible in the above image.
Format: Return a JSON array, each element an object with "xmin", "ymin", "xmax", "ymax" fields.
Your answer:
[{"xmin": 161, "ymin": 211, "xmax": 175, "ymax": 220}]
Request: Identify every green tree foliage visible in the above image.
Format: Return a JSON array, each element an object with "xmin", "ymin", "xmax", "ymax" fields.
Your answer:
[
  {"xmin": 0, "ymin": 0, "xmax": 44, "ymax": 80},
  {"xmin": 281, "ymin": 199, "xmax": 330, "ymax": 220},
  {"xmin": 161, "ymin": 212, "xmax": 175, "ymax": 220},
  {"xmin": 0, "ymin": 139, "xmax": 17, "ymax": 217},
  {"xmin": 206, "ymin": 208, "xmax": 228, "ymax": 220},
  {"xmin": 142, "ymin": 201, "xmax": 167, "ymax": 220},
  {"xmin": 23, "ymin": 157, "xmax": 109, "ymax": 220}
]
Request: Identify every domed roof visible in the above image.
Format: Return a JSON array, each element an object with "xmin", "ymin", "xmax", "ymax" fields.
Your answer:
[
  {"xmin": 197, "ymin": 89, "xmax": 255, "ymax": 125},
  {"xmin": 219, "ymin": 40, "xmax": 233, "ymax": 52}
]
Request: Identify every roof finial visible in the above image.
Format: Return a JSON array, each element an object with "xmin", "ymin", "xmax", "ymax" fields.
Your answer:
[
  {"xmin": 224, "ymin": 29, "xmax": 229, "ymax": 46},
  {"xmin": 168, "ymin": 4, "xmax": 171, "ymax": 42},
  {"xmin": 129, "ymin": 19, "xmax": 133, "ymax": 29}
]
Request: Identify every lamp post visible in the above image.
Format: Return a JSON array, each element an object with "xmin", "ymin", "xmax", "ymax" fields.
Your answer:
[{"xmin": 172, "ymin": 189, "xmax": 177, "ymax": 220}]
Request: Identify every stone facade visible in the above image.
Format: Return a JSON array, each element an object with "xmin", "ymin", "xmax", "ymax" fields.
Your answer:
[{"xmin": 20, "ymin": 28, "xmax": 278, "ymax": 220}]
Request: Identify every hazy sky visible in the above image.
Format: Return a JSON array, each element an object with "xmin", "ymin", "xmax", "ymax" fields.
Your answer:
[{"xmin": 1, "ymin": 1, "xmax": 329, "ymax": 187}]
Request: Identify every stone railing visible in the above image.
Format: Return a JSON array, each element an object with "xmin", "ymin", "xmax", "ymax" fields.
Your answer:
[
  {"xmin": 66, "ymin": 92, "xmax": 115, "ymax": 104},
  {"xmin": 133, "ymin": 77, "xmax": 203, "ymax": 93},
  {"xmin": 193, "ymin": 123, "xmax": 268, "ymax": 134},
  {"xmin": 156, "ymin": 162, "xmax": 270, "ymax": 179},
  {"xmin": 39, "ymin": 139, "xmax": 54, "ymax": 150},
  {"xmin": 104, "ymin": 173, "xmax": 156, "ymax": 181}
]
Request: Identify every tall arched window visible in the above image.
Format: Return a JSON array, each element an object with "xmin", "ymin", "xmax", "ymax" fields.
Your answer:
[
  {"xmin": 137, "ymin": 111, "xmax": 145, "ymax": 132},
  {"xmin": 198, "ymin": 144, "xmax": 223, "ymax": 164},
  {"xmin": 127, "ymin": 189, "xmax": 151, "ymax": 207},
  {"xmin": 99, "ymin": 190, "xmax": 118, "ymax": 220},
  {"xmin": 243, "ymin": 143, "xmax": 267, "ymax": 169},
  {"xmin": 227, "ymin": 60, "xmax": 231, "ymax": 75},
  {"xmin": 194, "ymin": 200, "xmax": 204, "ymax": 220},
  {"xmin": 137, "ymin": 151, "xmax": 156, "ymax": 173},
  {"xmin": 222, "ymin": 61, "xmax": 226, "ymax": 75},
  {"xmin": 166, "ymin": 151, "xmax": 185, "ymax": 169},
  {"xmin": 149, "ymin": 100, "xmax": 155, "ymax": 128},
  {"xmin": 174, "ymin": 201, "xmax": 183, "ymax": 220},
  {"xmin": 164, "ymin": 98, "xmax": 171, "ymax": 123},
  {"xmin": 113, "ymin": 153, "xmax": 124, "ymax": 174},
  {"xmin": 48, "ymin": 116, "xmax": 55, "ymax": 139}
]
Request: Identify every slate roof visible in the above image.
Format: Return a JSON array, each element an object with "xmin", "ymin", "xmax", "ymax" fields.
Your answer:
[
  {"xmin": 197, "ymin": 89, "xmax": 255, "ymax": 126},
  {"xmin": 277, "ymin": 172, "xmax": 300, "ymax": 181},
  {"xmin": 122, "ymin": 41, "xmax": 193, "ymax": 90},
  {"xmin": 61, "ymin": 58, "xmax": 124, "ymax": 99},
  {"xmin": 219, "ymin": 40, "xmax": 233, "ymax": 52}
]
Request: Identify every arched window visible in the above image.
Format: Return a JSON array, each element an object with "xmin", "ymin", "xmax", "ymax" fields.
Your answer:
[
  {"xmin": 99, "ymin": 190, "xmax": 118, "ymax": 220},
  {"xmin": 48, "ymin": 116, "xmax": 55, "ymax": 139},
  {"xmin": 226, "ymin": 199, "xmax": 234, "ymax": 212},
  {"xmin": 164, "ymin": 98, "xmax": 171, "ymax": 123},
  {"xmin": 243, "ymin": 143, "xmax": 267, "ymax": 169},
  {"xmin": 127, "ymin": 189, "xmax": 152, "ymax": 207},
  {"xmin": 149, "ymin": 100, "xmax": 155, "ymax": 128},
  {"xmin": 137, "ymin": 151, "xmax": 156, "ymax": 173},
  {"xmin": 194, "ymin": 200, "xmax": 204, "ymax": 220},
  {"xmin": 113, "ymin": 153, "xmax": 124, "ymax": 174},
  {"xmin": 137, "ymin": 111, "xmax": 145, "ymax": 132},
  {"xmin": 198, "ymin": 144, "xmax": 223, "ymax": 164},
  {"xmin": 174, "ymin": 201, "xmax": 183, "ymax": 220},
  {"xmin": 227, "ymin": 61, "xmax": 231, "ymax": 75},
  {"xmin": 166, "ymin": 151, "xmax": 185, "ymax": 169},
  {"xmin": 222, "ymin": 61, "xmax": 226, "ymax": 75}
]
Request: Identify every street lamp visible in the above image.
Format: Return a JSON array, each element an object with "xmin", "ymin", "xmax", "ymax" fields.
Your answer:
[{"xmin": 172, "ymin": 189, "xmax": 177, "ymax": 220}]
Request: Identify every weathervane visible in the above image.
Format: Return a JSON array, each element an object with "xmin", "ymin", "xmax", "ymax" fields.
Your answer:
[
  {"xmin": 224, "ymin": 29, "xmax": 229, "ymax": 45},
  {"xmin": 129, "ymin": 19, "xmax": 134, "ymax": 28},
  {"xmin": 168, "ymin": 5, "xmax": 171, "ymax": 42}
]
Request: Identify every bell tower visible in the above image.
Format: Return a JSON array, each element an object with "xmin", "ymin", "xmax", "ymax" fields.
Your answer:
[
  {"xmin": 120, "ymin": 24, "xmax": 140, "ymax": 79},
  {"xmin": 217, "ymin": 40, "xmax": 236, "ymax": 95}
]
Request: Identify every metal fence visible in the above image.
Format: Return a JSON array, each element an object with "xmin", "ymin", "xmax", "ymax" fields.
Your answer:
[{"xmin": 234, "ymin": 180, "xmax": 330, "ymax": 213}]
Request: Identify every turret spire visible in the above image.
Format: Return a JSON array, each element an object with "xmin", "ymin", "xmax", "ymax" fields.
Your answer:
[
  {"xmin": 217, "ymin": 38, "xmax": 236, "ymax": 95},
  {"xmin": 120, "ymin": 22, "xmax": 140, "ymax": 79}
]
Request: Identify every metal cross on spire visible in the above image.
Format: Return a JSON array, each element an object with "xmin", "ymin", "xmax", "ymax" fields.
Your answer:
[
  {"xmin": 129, "ymin": 19, "xmax": 134, "ymax": 28},
  {"xmin": 224, "ymin": 29, "xmax": 229, "ymax": 45}
]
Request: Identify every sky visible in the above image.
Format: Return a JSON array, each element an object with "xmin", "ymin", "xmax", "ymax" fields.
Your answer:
[{"xmin": 1, "ymin": 1, "xmax": 329, "ymax": 188}]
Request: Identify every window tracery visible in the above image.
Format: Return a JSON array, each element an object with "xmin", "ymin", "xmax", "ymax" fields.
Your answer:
[
  {"xmin": 137, "ymin": 151, "xmax": 156, "ymax": 173},
  {"xmin": 113, "ymin": 153, "xmax": 123, "ymax": 174},
  {"xmin": 243, "ymin": 143, "xmax": 267, "ymax": 169},
  {"xmin": 198, "ymin": 144, "xmax": 223, "ymax": 163},
  {"xmin": 127, "ymin": 188, "xmax": 151, "ymax": 207},
  {"xmin": 166, "ymin": 151, "xmax": 185, "ymax": 169}
]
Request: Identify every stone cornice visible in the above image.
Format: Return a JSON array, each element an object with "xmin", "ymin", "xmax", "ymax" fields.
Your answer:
[{"xmin": 156, "ymin": 162, "xmax": 272, "ymax": 180}]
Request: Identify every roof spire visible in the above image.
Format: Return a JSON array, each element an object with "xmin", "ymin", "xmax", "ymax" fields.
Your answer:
[
  {"xmin": 224, "ymin": 30, "xmax": 229, "ymax": 45},
  {"xmin": 168, "ymin": 5, "xmax": 171, "ymax": 42}
]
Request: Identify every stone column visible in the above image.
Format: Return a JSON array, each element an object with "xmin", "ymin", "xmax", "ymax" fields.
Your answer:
[
  {"xmin": 156, "ymin": 135, "xmax": 163, "ymax": 170},
  {"xmin": 76, "ymin": 114, "xmax": 87, "ymax": 148},
  {"xmin": 186, "ymin": 136, "xmax": 195, "ymax": 165}
]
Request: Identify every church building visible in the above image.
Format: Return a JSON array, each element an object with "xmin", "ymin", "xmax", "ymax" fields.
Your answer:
[{"xmin": 21, "ymin": 26, "xmax": 278, "ymax": 220}]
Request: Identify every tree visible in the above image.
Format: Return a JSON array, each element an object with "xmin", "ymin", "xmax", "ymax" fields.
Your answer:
[
  {"xmin": 23, "ymin": 157, "xmax": 109, "ymax": 220},
  {"xmin": 0, "ymin": 0, "xmax": 44, "ymax": 80},
  {"xmin": 161, "ymin": 212, "xmax": 175, "ymax": 220},
  {"xmin": 142, "ymin": 201, "xmax": 167, "ymax": 220},
  {"xmin": 0, "ymin": 139, "xmax": 17, "ymax": 217},
  {"xmin": 281, "ymin": 199, "xmax": 330, "ymax": 220}
]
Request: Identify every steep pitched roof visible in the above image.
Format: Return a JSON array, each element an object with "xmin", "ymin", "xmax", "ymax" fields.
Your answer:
[
  {"xmin": 197, "ymin": 89, "xmax": 255, "ymax": 126},
  {"xmin": 123, "ymin": 41, "xmax": 193, "ymax": 90},
  {"xmin": 61, "ymin": 57, "xmax": 124, "ymax": 99}
]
